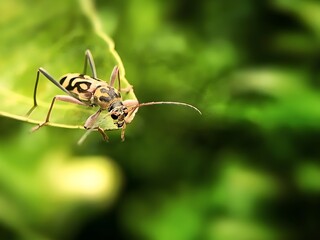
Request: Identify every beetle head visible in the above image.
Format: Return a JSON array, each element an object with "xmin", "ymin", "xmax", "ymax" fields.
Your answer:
[{"xmin": 109, "ymin": 102, "xmax": 128, "ymax": 128}]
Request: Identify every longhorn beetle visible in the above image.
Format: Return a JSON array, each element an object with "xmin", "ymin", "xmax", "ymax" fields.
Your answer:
[{"xmin": 26, "ymin": 50, "xmax": 201, "ymax": 141}]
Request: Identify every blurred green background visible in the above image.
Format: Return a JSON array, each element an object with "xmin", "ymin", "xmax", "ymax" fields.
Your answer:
[{"xmin": 1, "ymin": 0, "xmax": 320, "ymax": 239}]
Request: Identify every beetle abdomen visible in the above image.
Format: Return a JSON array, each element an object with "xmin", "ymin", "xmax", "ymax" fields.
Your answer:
[{"xmin": 59, "ymin": 73, "xmax": 102, "ymax": 103}]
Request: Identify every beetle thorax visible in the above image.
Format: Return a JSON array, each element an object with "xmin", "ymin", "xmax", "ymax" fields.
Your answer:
[{"xmin": 93, "ymin": 85, "xmax": 122, "ymax": 110}]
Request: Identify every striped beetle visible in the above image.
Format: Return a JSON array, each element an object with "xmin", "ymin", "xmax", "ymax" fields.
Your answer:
[{"xmin": 26, "ymin": 50, "xmax": 201, "ymax": 141}]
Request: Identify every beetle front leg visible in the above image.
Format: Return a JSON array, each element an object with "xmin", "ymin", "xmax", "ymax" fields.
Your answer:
[
  {"xmin": 84, "ymin": 109, "xmax": 109, "ymax": 141},
  {"xmin": 97, "ymin": 127, "xmax": 109, "ymax": 142},
  {"xmin": 32, "ymin": 95, "xmax": 86, "ymax": 132},
  {"xmin": 120, "ymin": 123, "xmax": 128, "ymax": 142},
  {"xmin": 123, "ymin": 99, "xmax": 139, "ymax": 124},
  {"xmin": 117, "ymin": 99, "xmax": 139, "ymax": 141}
]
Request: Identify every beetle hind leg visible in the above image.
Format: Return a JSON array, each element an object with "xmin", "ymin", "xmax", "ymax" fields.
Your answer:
[
  {"xmin": 31, "ymin": 95, "xmax": 86, "ymax": 132},
  {"xmin": 26, "ymin": 69, "xmax": 43, "ymax": 117}
]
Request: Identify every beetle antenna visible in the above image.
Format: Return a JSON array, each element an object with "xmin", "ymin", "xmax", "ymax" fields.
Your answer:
[{"xmin": 130, "ymin": 101, "xmax": 202, "ymax": 115}]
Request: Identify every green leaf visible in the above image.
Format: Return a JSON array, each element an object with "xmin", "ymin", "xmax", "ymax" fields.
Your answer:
[{"xmin": 0, "ymin": 0, "xmax": 137, "ymax": 132}]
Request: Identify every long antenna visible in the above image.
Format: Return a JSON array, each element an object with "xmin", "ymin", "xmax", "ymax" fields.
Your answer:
[
  {"xmin": 78, "ymin": 101, "xmax": 201, "ymax": 144},
  {"xmin": 132, "ymin": 101, "xmax": 202, "ymax": 115}
]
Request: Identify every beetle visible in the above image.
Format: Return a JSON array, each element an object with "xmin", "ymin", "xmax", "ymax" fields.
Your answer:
[{"xmin": 26, "ymin": 50, "xmax": 201, "ymax": 141}]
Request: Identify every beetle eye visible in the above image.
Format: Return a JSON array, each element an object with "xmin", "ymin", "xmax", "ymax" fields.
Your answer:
[{"xmin": 111, "ymin": 114, "xmax": 118, "ymax": 120}]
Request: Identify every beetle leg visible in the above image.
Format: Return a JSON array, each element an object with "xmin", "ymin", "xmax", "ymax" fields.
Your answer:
[
  {"xmin": 121, "ymin": 123, "xmax": 126, "ymax": 142},
  {"xmin": 84, "ymin": 109, "xmax": 101, "ymax": 129},
  {"xmin": 121, "ymin": 85, "xmax": 133, "ymax": 94},
  {"xmin": 32, "ymin": 95, "xmax": 86, "ymax": 132},
  {"xmin": 123, "ymin": 99, "xmax": 139, "ymax": 124},
  {"xmin": 97, "ymin": 127, "xmax": 109, "ymax": 142},
  {"xmin": 109, "ymin": 66, "xmax": 133, "ymax": 93},
  {"xmin": 83, "ymin": 49, "xmax": 97, "ymax": 78},
  {"xmin": 109, "ymin": 66, "xmax": 120, "ymax": 90},
  {"xmin": 26, "ymin": 68, "xmax": 72, "ymax": 117},
  {"xmin": 83, "ymin": 109, "xmax": 109, "ymax": 142}
]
